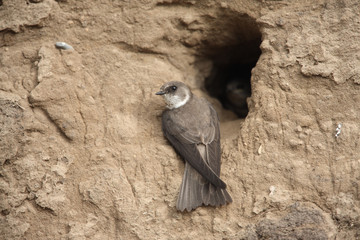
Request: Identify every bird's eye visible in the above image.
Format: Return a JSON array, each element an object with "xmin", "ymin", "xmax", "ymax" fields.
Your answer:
[{"xmin": 171, "ymin": 86, "xmax": 177, "ymax": 91}]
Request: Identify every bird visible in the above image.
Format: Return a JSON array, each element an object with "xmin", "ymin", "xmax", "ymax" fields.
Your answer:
[
  {"xmin": 224, "ymin": 78, "xmax": 251, "ymax": 118},
  {"xmin": 156, "ymin": 81, "xmax": 232, "ymax": 212}
]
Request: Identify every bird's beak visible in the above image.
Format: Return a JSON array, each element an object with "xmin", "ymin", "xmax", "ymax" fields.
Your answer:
[{"xmin": 155, "ymin": 90, "xmax": 166, "ymax": 95}]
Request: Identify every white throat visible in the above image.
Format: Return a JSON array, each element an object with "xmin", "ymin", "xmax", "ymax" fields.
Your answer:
[{"xmin": 165, "ymin": 93, "xmax": 190, "ymax": 109}]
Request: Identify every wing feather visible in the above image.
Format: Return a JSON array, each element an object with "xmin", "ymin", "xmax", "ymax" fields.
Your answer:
[
  {"xmin": 162, "ymin": 109, "xmax": 226, "ymax": 189},
  {"xmin": 206, "ymin": 104, "xmax": 221, "ymax": 175}
]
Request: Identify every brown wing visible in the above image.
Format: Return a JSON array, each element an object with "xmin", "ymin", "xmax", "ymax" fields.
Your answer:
[
  {"xmin": 162, "ymin": 106, "xmax": 226, "ymax": 189},
  {"xmin": 206, "ymin": 104, "xmax": 221, "ymax": 176}
]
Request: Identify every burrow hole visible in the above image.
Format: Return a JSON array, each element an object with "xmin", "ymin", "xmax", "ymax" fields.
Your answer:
[{"xmin": 202, "ymin": 14, "xmax": 262, "ymax": 118}]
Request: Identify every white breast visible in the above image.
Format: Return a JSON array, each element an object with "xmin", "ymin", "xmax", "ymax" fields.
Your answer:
[{"xmin": 165, "ymin": 94, "xmax": 190, "ymax": 109}]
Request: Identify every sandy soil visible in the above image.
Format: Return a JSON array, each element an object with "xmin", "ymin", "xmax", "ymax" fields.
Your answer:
[{"xmin": 1, "ymin": 0, "xmax": 359, "ymax": 239}]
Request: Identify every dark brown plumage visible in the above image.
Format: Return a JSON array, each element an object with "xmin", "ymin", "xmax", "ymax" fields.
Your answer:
[{"xmin": 156, "ymin": 81, "xmax": 232, "ymax": 212}]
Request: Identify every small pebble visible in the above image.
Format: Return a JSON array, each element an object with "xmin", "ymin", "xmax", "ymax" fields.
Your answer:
[
  {"xmin": 335, "ymin": 123, "xmax": 342, "ymax": 138},
  {"xmin": 257, "ymin": 144, "xmax": 263, "ymax": 155},
  {"xmin": 55, "ymin": 42, "xmax": 74, "ymax": 50},
  {"xmin": 220, "ymin": 2, "xmax": 227, "ymax": 8},
  {"xmin": 269, "ymin": 186, "xmax": 276, "ymax": 196}
]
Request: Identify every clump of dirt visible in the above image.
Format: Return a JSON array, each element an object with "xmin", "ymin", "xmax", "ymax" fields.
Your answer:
[{"xmin": 0, "ymin": 96, "xmax": 24, "ymax": 165}]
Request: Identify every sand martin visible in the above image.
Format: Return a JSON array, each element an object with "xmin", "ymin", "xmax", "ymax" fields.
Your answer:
[
  {"xmin": 224, "ymin": 78, "xmax": 251, "ymax": 118},
  {"xmin": 156, "ymin": 81, "xmax": 232, "ymax": 212}
]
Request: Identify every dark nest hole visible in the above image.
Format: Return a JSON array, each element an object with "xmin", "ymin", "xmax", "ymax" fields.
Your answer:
[{"xmin": 202, "ymin": 14, "xmax": 262, "ymax": 118}]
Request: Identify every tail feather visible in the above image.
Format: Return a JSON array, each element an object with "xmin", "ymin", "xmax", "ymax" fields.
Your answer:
[
  {"xmin": 215, "ymin": 186, "xmax": 226, "ymax": 206},
  {"xmin": 176, "ymin": 163, "xmax": 232, "ymax": 212}
]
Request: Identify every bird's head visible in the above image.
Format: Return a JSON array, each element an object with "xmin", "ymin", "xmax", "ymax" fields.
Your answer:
[{"xmin": 156, "ymin": 81, "xmax": 192, "ymax": 109}]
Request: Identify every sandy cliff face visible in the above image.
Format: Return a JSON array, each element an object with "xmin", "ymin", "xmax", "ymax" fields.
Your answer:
[{"xmin": 1, "ymin": 0, "xmax": 359, "ymax": 239}]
